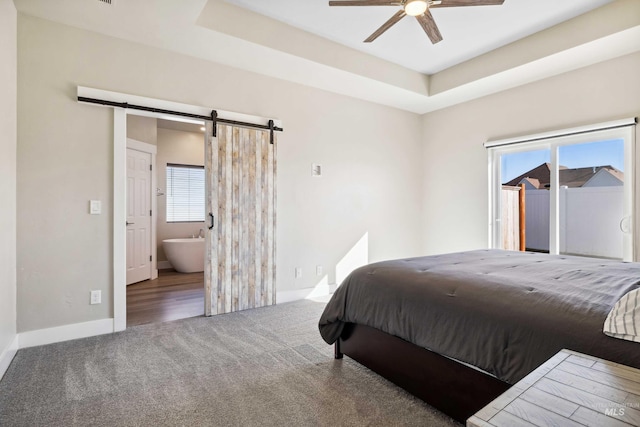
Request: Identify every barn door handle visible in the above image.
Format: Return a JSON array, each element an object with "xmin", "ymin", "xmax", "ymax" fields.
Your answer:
[{"xmin": 209, "ymin": 213, "xmax": 215, "ymax": 230}]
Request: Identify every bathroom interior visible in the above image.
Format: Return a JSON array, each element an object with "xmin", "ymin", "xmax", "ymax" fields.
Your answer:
[{"xmin": 126, "ymin": 114, "xmax": 207, "ymax": 327}]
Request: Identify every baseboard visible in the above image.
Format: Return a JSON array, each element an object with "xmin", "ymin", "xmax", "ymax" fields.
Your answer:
[
  {"xmin": 157, "ymin": 261, "xmax": 172, "ymax": 270},
  {"xmin": 277, "ymin": 283, "xmax": 337, "ymax": 304},
  {"xmin": 0, "ymin": 335, "xmax": 19, "ymax": 380},
  {"xmin": 18, "ymin": 318, "xmax": 114, "ymax": 349},
  {"xmin": 12, "ymin": 285, "xmax": 331, "ymax": 350}
]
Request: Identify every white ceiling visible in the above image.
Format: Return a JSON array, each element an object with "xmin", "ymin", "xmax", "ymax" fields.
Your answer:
[
  {"xmin": 13, "ymin": 0, "xmax": 640, "ymax": 114},
  {"xmin": 225, "ymin": 0, "xmax": 613, "ymax": 74},
  {"xmin": 157, "ymin": 119, "xmax": 205, "ymax": 134}
]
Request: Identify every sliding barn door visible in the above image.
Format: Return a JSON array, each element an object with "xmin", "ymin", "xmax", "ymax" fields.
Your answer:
[{"xmin": 204, "ymin": 123, "xmax": 277, "ymax": 316}]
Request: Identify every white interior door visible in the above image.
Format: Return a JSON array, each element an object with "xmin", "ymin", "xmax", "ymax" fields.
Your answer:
[{"xmin": 126, "ymin": 148, "xmax": 152, "ymax": 285}]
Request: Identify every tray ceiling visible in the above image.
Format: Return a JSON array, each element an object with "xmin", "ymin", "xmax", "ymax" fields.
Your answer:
[{"xmin": 225, "ymin": 0, "xmax": 613, "ymax": 74}]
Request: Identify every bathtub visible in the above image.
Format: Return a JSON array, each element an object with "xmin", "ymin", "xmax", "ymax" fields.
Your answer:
[{"xmin": 162, "ymin": 238, "xmax": 205, "ymax": 273}]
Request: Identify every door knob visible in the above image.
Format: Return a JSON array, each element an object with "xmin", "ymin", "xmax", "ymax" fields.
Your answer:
[{"xmin": 126, "ymin": 221, "xmax": 135, "ymax": 226}]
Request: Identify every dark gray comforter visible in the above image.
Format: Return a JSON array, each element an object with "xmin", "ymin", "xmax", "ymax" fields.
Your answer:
[{"xmin": 318, "ymin": 249, "xmax": 640, "ymax": 384}]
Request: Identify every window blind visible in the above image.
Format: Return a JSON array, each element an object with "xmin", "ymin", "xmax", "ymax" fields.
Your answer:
[{"xmin": 166, "ymin": 164, "xmax": 205, "ymax": 222}]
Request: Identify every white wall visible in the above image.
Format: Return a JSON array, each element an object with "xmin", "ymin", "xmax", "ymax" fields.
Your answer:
[
  {"xmin": 156, "ymin": 127, "xmax": 206, "ymax": 264},
  {"xmin": 0, "ymin": 0, "xmax": 18, "ymax": 374},
  {"xmin": 16, "ymin": 14, "xmax": 424, "ymax": 332},
  {"xmin": 421, "ymin": 52, "xmax": 640, "ymax": 255}
]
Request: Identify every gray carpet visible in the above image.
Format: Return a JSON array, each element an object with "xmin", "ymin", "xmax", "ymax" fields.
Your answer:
[{"xmin": 0, "ymin": 299, "xmax": 460, "ymax": 426}]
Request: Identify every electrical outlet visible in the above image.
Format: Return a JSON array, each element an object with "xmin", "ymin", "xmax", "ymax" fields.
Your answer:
[
  {"xmin": 295, "ymin": 267, "xmax": 302, "ymax": 278},
  {"xmin": 316, "ymin": 265, "xmax": 323, "ymax": 276},
  {"xmin": 90, "ymin": 290, "xmax": 101, "ymax": 305}
]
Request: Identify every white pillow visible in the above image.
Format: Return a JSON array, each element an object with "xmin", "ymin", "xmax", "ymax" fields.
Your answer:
[{"xmin": 604, "ymin": 288, "xmax": 640, "ymax": 343}]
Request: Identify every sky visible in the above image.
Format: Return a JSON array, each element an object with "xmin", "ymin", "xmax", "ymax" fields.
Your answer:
[{"xmin": 501, "ymin": 138, "xmax": 624, "ymax": 183}]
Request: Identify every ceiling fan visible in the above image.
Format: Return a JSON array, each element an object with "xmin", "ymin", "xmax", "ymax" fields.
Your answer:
[{"xmin": 328, "ymin": 0, "xmax": 505, "ymax": 44}]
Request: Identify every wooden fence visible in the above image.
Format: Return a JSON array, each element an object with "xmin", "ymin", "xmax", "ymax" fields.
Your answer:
[{"xmin": 501, "ymin": 184, "xmax": 526, "ymax": 251}]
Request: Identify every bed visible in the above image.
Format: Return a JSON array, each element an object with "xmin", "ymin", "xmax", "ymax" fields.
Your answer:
[{"xmin": 318, "ymin": 249, "xmax": 640, "ymax": 423}]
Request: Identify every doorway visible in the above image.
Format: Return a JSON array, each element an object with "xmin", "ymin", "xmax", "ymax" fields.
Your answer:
[
  {"xmin": 125, "ymin": 114, "xmax": 206, "ymax": 327},
  {"xmin": 94, "ymin": 85, "xmax": 282, "ymax": 332}
]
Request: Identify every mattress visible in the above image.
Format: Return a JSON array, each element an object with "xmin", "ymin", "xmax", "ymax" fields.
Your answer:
[{"xmin": 319, "ymin": 249, "xmax": 640, "ymax": 384}]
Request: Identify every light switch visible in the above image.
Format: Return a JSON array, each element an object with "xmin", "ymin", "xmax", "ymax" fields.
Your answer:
[
  {"xmin": 312, "ymin": 164, "xmax": 322, "ymax": 177},
  {"xmin": 90, "ymin": 290, "xmax": 101, "ymax": 305},
  {"xmin": 90, "ymin": 200, "xmax": 101, "ymax": 215}
]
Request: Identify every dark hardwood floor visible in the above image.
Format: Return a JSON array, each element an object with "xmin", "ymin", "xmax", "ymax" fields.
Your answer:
[{"xmin": 127, "ymin": 269, "xmax": 205, "ymax": 327}]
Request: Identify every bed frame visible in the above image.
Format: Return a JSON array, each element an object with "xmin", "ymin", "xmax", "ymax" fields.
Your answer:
[{"xmin": 335, "ymin": 323, "xmax": 511, "ymax": 424}]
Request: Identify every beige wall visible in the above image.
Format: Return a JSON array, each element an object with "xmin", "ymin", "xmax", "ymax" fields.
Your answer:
[
  {"xmin": 421, "ymin": 52, "xmax": 640, "ymax": 255},
  {"xmin": 20, "ymin": 9, "xmax": 637, "ymax": 337},
  {"xmin": 127, "ymin": 115, "xmax": 157, "ymax": 146},
  {"xmin": 0, "ymin": 0, "xmax": 17, "ymax": 357},
  {"xmin": 156, "ymin": 127, "xmax": 206, "ymax": 264},
  {"xmin": 17, "ymin": 14, "xmax": 424, "ymax": 332}
]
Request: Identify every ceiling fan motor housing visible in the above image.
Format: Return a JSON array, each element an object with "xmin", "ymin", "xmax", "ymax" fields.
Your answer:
[{"xmin": 404, "ymin": 0, "xmax": 428, "ymax": 16}]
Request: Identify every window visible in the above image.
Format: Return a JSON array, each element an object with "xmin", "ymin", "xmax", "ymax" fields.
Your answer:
[
  {"xmin": 166, "ymin": 164, "xmax": 205, "ymax": 222},
  {"xmin": 487, "ymin": 120, "xmax": 636, "ymax": 261}
]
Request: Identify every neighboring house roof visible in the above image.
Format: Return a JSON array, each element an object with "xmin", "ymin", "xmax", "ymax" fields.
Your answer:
[
  {"xmin": 504, "ymin": 163, "xmax": 563, "ymax": 188},
  {"xmin": 520, "ymin": 177, "xmax": 541, "ymax": 189},
  {"xmin": 607, "ymin": 168, "xmax": 625, "ymax": 183},
  {"xmin": 504, "ymin": 163, "xmax": 624, "ymax": 188},
  {"xmin": 583, "ymin": 168, "xmax": 625, "ymax": 187}
]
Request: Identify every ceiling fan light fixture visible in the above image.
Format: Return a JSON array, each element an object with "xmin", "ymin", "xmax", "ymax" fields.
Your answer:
[{"xmin": 404, "ymin": 0, "xmax": 428, "ymax": 16}]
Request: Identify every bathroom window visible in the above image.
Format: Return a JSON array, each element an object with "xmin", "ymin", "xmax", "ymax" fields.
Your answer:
[{"xmin": 166, "ymin": 164, "xmax": 205, "ymax": 222}]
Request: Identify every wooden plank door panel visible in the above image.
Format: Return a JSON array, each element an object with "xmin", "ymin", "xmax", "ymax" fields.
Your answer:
[{"xmin": 205, "ymin": 124, "xmax": 276, "ymax": 315}]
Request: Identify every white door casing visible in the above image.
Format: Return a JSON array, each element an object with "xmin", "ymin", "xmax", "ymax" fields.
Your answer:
[{"xmin": 126, "ymin": 147, "xmax": 152, "ymax": 285}]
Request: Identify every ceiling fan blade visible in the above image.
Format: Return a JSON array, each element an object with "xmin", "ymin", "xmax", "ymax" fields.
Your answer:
[
  {"xmin": 364, "ymin": 10, "xmax": 406, "ymax": 42},
  {"xmin": 416, "ymin": 10, "xmax": 443, "ymax": 44},
  {"xmin": 430, "ymin": 0, "xmax": 505, "ymax": 7},
  {"xmin": 329, "ymin": 0, "xmax": 401, "ymax": 6}
]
